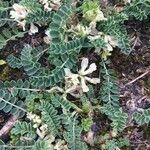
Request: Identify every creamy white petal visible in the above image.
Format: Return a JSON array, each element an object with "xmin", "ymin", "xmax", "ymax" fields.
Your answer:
[
  {"xmin": 64, "ymin": 68, "xmax": 72, "ymax": 77},
  {"xmin": 13, "ymin": 4, "xmax": 22, "ymax": 11},
  {"xmin": 107, "ymin": 43, "xmax": 113, "ymax": 51},
  {"xmin": 17, "ymin": 20, "xmax": 26, "ymax": 31},
  {"xmin": 81, "ymin": 77, "xmax": 89, "ymax": 92},
  {"xmin": 108, "ymin": 36, "xmax": 118, "ymax": 47},
  {"xmin": 85, "ymin": 76, "xmax": 100, "ymax": 84},
  {"xmin": 36, "ymin": 128, "xmax": 45, "ymax": 139},
  {"xmin": 72, "ymin": 74, "xmax": 80, "ymax": 85},
  {"xmin": 12, "ymin": 4, "xmax": 27, "ymax": 19},
  {"xmin": 82, "ymin": 63, "xmax": 97, "ymax": 75},
  {"xmin": 10, "ymin": 11, "xmax": 18, "ymax": 19},
  {"xmin": 66, "ymin": 86, "xmax": 76, "ymax": 93},
  {"xmin": 79, "ymin": 57, "xmax": 89, "ymax": 73},
  {"xmin": 29, "ymin": 23, "xmax": 38, "ymax": 35}
]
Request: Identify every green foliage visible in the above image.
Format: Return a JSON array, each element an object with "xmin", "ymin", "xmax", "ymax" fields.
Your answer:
[
  {"xmin": 49, "ymin": 3, "xmax": 74, "ymax": 44},
  {"xmin": 0, "ymin": 83, "xmax": 27, "ymax": 117},
  {"xmin": 100, "ymin": 61, "xmax": 128, "ymax": 132},
  {"xmin": 0, "ymin": 28, "xmax": 26, "ymax": 50},
  {"xmin": 32, "ymin": 140, "xmax": 49, "ymax": 150},
  {"xmin": 64, "ymin": 117, "xmax": 88, "ymax": 150},
  {"xmin": 7, "ymin": 54, "xmax": 22, "ymax": 69},
  {"xmin": 124, "ymin": 0, "xmax": 150, "ymax": 20},
  {"xmin": 0, "ymin": 8, "xmax": 9, "ymax": 27},
  {"xmin": 103, "ymin": 138, "xmax": 129, "ymax": 150},
  {"xmin": 101, "ymin": 104, "xmax": 128, "ymax": 132},
  {"xmin": 0, "ymin": 0, "xmax": 149, "ymax": 149},
  {"xmin": 50, "ymin": 37, "xmax": 85, "ymax": 55},
  {"xmin": 19, "ymin": 45, "xmax": 80, "ymax": 88},
  {"xmin": 81, "ymin": 118, "xmax": 93, "ymax": 132},
  {"xmin": 0, "ymin": 79, "xmax": 31, "ymax": 98},
  {"xmin": 100, "ymin": 60, "xmax": 120, "ymax": 107},
  {"xmin": 0, "ymin": 139, "xmax": 5, "ymax": 145},
  {"xmin": 80, "ymin": 0, "xmax": 100, "ymax": 22},
  {"xmin": 38, "ymin": 101, "xmax": 61, "ymax": 136},
  {"xmin": 11, "ymin": 121, "xmax": 36, "ymax": 138},
  {"xmin": 51, "ymin": 93, "xmax": 79, "ymax": 111},
  {"xmin": 0, "ymin": 1, "xmax": 12, "ymax": 27},
  {"xmin": 98, "ymin": 14, "xmax": 131, "ymax": 55},
  {"xmin": 132, "ymin": 108, "xmax": 150, "ymax": 125},
  {"xmin": 20, "ymin": 0, "xmax": 42, "ymax": 11},
  {"xmin": 26, "ymin": 10, "xmax": 54, "ymax": 24}
]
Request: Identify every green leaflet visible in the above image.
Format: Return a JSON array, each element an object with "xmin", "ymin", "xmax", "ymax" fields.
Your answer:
[
  {"xmin": 64, "ymin": 118, "xmax": 88, "ymax": 150},
  {"xmin": 7, "ymin": 54, "xmax": 22, "ymax": 69},
  {"xmin": 38, "ymin": 101, "xmax": 61, "ymax": 136},
  {"xmin": 101, "ymin": 104, "xmax": 128, "ymax": 132},
  {"xmin": 104, "ymin": 138, "xmax": 129, "ymax": 150},
  {"xmin": 0, "ymin": 88, "xmax": 26, "ymax": 117},
  {"xmin": 98, "ymin": 14, "xmax": 131, "ymax": 55},
  {"xmin": 11, "ymin": 121, "xmax": 36, "ymax": 138},
  {"xmin": 32, "ymin": 140, "xmax": 50, "ymax": 150},
  {"xmin": 51, "ymin": 94, "xmax": 79, "ymax": 111},
  {"xmin": 100, "ymin": 60, "xmax": 120, "ymax": 107},
  {"xmin": 20, "ymin": 0, "xmax": 42, "ymax": 12},
  {"xmin": 124, "ymin": 0, "xmax": 150, "ymax": 20},
  {"xmin": 19, "ymin": 40, "xmax": 83, "ymax": 88},
  {"xmin": 50, "ymin": 37, "xmax": 85, "ymax": 55},
  {"xmin": 100, "ymin": 61, "xmax": 128, "ymax": 132},
  {"xmin": 133, "ymin": 108, "xmax": 150, "ymax": 125},
  {"xmin": 0, "ymin": 79, "xmax": 33, "ymax": 117},
  {"xmin": 49, "ymin": 3, "xmax": 74, "ymax": 44},
  {"xmin": 26, "ymin": 10, "xmax": 54, "ymax": 24}
]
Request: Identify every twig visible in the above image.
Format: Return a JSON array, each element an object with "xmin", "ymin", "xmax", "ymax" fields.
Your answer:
[
  {"xmin": 125, "ymin": 70, "xmax": 149, "ymax": 86},
  {"xmin": 0, "ymin": 115, "xmax": 18, "ymax": 137}
]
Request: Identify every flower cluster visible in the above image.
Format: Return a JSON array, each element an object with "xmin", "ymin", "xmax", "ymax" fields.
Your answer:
[
  {"xmin": 10, "ymin": 4, "xmax": 29, "ymax": 31},
  {"xmin": 27, "ymin": 113, "xmax": 42, "ymax": 128},
  {"xmin": 101, "ymin": 35, "xmax": 118, "ymax": 60},
  {"xmin": 10, "ymin": 3, "xmax": 38, "ymax": 35},
  {"xmin": 89, "ymin": 33, "xmax": 118, "ymax": 60},
  {"xmin": 81, "ymin": 0, "xmax": 107, "ymax": 27},
  {"xmin": 64, "ymin": 58, "xmax": 100, "ymax": 96}
]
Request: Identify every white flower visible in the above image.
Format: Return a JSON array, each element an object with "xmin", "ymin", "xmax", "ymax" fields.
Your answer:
[
  {"xmin": 79, "ymin": 58, "xmax": 100, "ymax": 92},
  {"xmin": 92, "ymin": 35, "xmax": 118, "ymax": 60},
  {"xmin": 33, "ymin": 123, "xmax": 39, "ymax": 128},
  {"xmin": 27, "ymin": 113, "xmax": 36, "ymax": 120},
  {"xmin": 123, "ymin": 0, "xmax": 131, "ymax": 4},
  {"xmin": 10, "ymin": 3, "xmax": 29, "ymax": 30},
  {"xmin": 45, "ymin": 134, "xmax": 55, "ymax": 144},
  {"xmin": 89, "ymin": 9, "xmax": 107, "ymax": 28},
  {"xmin": 88, "ymin": 34, "xmax": 102, "ymax": 42},
  {"xmin": 29, "ymin": 23, "xmax": 38, "ymax": 35},
  {"xmin": 69, "ymin": 24, "xmax": 91, "ymax": 37},
  {"xmin": 44, "ymin": 30, "xmax": 52, "ymax": 44},
  {"xmin": 10, "ymin": 4, "xmax": 28, "ymax": 20},
  {"xmin": 36, "ymin": 124, "xmax": 48, "ymax": 138},
  {"xmin": 96, "ymin": 9, "xmax": 107, "ymax": 21},
  {"xmin": 33, "ymin": 116, "xmax": 42, "ymax": 124},
  {"xmin": 64, "ymin": 58, "xmax": 100, "ymax": 93},
  {"xmin": 79, "ymin": 58, "xmax": 97, "ymax": 75},
  {"xmin": 64, "ymin": 68, "xmax": 80, "ymax": 86},
  {"xmin": 104, "ymin": 35, "xmax": 118, "ymax": 48},
  {"xmin": 54, "ymin": 140, "xmax": 68, "ymax": 150},
  {"xmin": 27, "ymin": 113, "xmax": 42, "ymax": 128}
]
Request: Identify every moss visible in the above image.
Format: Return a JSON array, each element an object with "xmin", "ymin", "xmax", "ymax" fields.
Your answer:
[
  {"xmin": 0, "ymin": 66, "xmax": 11, "ymax": 81},
  {"xmin": 143, "ymin": 125, "xmax": 150, "ymax": 140}
]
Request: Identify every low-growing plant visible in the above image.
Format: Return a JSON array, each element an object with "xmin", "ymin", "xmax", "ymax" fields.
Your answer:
[{"xmin": 0, "ymin": 0, "xmax": 149, "ymax": 149}]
